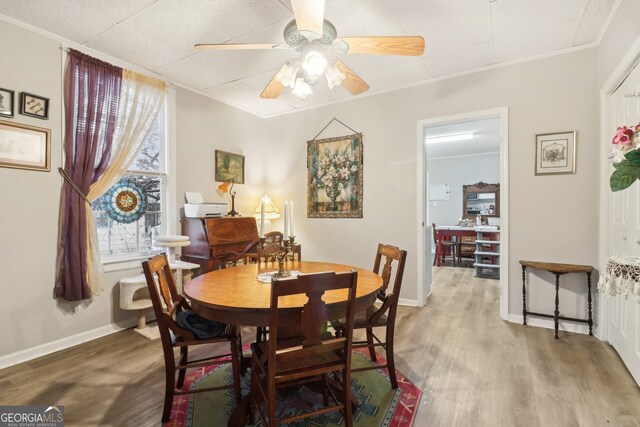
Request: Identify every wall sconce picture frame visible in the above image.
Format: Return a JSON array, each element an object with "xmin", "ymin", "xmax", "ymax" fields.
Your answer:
[
  {"xmin": 307, "ymin": 133, "xmax": 363, "ymax": 218},
  {"xmin": 0, "ymin": 88, "xmax": 14, "ymax": 118},
  {"xmin": 20, "ymin": 92, "xmax": 49, "ymax": 120},
  {"xmin": 214, "ymin": 150, "xmax": 245, "ymax": 184},
  {"xmin": 0, "ymin": 120, "xmax": 51, "ymax": 172},
  {"xmin": 535, "ymin": 131, "xmax": 576, "ymax": 175}
]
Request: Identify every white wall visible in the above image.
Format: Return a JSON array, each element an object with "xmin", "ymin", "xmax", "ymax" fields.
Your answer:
[
  {"xmin": 174, "ymin": 88, "xmax": 268, "ymax": 230},
  {"xmin": 427, "ymin": 153, "xmax": 500, "ymax": 227}
]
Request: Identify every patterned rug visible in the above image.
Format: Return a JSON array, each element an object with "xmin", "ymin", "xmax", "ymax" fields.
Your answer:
[{"xmin": 164, "ymin": 348, "xmax": 422, "ymax": 426}]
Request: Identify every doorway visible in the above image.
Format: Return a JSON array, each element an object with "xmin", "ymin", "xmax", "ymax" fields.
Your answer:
[{"xmin": 416, "ymin": 107, "xmax": 509, "ymax": 320}]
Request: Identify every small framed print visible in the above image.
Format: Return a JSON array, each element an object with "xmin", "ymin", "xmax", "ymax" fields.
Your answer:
[
  {"xmin": 0, "ymin": 88, "xmax": 14, "ymax": 118},
  {"xmin": 20, "ymin": 92, "xmax": 49, "ymax": 120},
  {"xmin": 535, "ymin": 131, "xmax": 576, "ymax": 175}
]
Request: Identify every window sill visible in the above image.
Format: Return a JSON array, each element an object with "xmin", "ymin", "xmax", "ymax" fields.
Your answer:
[{"xmin": 102, "ymin": 251, "xmax": 162, "ymax": 273}]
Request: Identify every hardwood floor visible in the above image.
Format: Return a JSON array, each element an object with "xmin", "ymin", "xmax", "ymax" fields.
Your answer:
[{"xmin": 1, "ymin": 266, "xmax": 639, "ymax": 426}]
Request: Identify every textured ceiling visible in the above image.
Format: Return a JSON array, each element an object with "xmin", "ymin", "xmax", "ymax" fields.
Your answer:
[{"xmin": 0, "ymin": 0, "xmax": 616, "ymax": 117}]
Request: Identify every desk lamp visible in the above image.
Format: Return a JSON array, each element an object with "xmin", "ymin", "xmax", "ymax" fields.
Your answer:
[{"xmin": 218, "ymin": 178, "xmax": 239, "ymax": 217}]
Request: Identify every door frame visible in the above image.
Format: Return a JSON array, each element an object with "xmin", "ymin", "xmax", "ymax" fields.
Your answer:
[
  {"xmin": 416, "ymin": 107, "xmax": 509, "ymax": 320},
  {"xmin": 598, "ymin": 34, "xmax": 640, "ymax": 341}
]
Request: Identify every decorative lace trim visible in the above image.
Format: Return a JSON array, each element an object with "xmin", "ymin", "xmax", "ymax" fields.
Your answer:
[{"xmin": 598, "ymin": 256, "xmax": 640, "ymax": 302}]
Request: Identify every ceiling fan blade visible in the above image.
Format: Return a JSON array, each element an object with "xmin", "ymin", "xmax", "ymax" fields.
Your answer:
[
  {"xmin": 334, "ymin": 61, "xmax": 369, "ymax": 95},
  {"xmin": 195, "ymin": 43, "xmax": 283, "ymax": 51},
  {"xmin": 334, "ymin": 36, "xmax": 425, "ymax": 56},
  {"xmin": 291, "ymin": 0, "xmax": 325, "ymax": 40},
  {"xmin": 260, "ymin": 64, "xmax": 288, "ymax": 99}
]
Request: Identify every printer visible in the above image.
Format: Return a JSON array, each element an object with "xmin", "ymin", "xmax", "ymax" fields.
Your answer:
[{"xmin": 183, "ymin": 192, "xmax": 227, "ymax": 218}]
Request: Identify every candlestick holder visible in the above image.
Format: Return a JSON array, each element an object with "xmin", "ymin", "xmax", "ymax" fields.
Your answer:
[{"xmin": 259, "ymin": 236, "xmax": 296, "ymax": 278}]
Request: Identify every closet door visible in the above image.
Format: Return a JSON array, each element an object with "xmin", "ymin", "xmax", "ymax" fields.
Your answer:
[{"xmin": 606, "ymin": 64, "xmax": 640, "ymax": 385}]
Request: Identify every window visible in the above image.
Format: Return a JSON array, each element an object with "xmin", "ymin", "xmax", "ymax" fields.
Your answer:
[{"xmin": 91, "ymin": 100, "xmax": 167, "ymax": 260}]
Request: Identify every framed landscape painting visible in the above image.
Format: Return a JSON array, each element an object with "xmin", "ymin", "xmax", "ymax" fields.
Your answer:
[
  {"xmin": 535, "ymin": 131, "xmax": 576, "ymax": 175},
  {"xmin": 307, "ymin": 133, "xmax": 363, "ymax": 218},
  {"xmin": 215, "ymin": 150, "xmax": 244, "ymax": 184},
  {"xmin": 0, "ymin": 120, "xmax": 50, "ymax": 171}
]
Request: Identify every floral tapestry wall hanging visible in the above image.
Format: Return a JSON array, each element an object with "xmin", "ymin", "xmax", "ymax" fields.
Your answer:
[{"xmin": 307, "ymin": 133, "xmax": 363, "ymax": 218}]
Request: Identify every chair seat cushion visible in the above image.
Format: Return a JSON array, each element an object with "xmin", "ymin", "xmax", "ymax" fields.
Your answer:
[{"xmin": 175, "ymin": 310, "xmax": 227, "ymax": 339}]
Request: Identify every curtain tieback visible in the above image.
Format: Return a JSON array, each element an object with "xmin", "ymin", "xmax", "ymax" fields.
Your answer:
[{"xmin": 58, "ymin": 167, "xmax": 90, "ymax": 203}]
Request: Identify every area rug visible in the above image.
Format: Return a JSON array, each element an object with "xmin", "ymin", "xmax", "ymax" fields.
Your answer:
[{"xmin": 164, "ymin": 348, "xmax": 422, "ymax": 426}]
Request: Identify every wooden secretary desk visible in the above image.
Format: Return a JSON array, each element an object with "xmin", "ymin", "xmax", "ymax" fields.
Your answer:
[{"xmin": 181, "ymin": 216, "xmax": 259, "ymax": 273}]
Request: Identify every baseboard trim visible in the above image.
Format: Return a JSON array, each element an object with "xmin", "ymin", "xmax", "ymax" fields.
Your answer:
[
  {"xmin": 398, "ymin": 298, "xmax": 419, "ymax": 307},
  {"xmin": 507, "ymin": 314, "xmax": 591, "ymax": 335},
  {"xmin": 0, "ymin": 323, "xmax": 130, "ymax": 370}
]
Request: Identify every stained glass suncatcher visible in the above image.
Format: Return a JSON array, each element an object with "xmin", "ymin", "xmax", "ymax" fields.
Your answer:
[{"xmin": 101, "ymin": 179, "xmax": 147, "ymax": 224}]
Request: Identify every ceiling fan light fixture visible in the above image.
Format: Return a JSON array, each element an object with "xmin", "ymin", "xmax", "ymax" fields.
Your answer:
[
  {"xmin": 302, "ymin": 50, "xmax": 327, "ymax": 77},
  {"xmin": 278, "ymin": 64, "xmax": 298, "ymax": 88},
  {"xmin": 325, "ymin": 65, "xmax": 346, "ymax": 89},
  {"xmin": 292, "ymin": 77, "xmax": 313, "ymax": 99}
]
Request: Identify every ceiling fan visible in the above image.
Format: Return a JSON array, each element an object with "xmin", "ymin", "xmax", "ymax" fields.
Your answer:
[{"xmin": 194, "ymin": 0, "xmax": 425, "ymax": 99}]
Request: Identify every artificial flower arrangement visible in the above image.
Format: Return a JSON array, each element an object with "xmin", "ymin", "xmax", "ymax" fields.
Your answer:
[{"xmin": 609, "ymin": 124, "xmax": 640, "ymax": 191}]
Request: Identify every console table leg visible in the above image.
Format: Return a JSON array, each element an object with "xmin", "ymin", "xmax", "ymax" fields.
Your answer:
[
  {"xmin": 554, "ymin": 273, "xmax": 560, "ymax": 339},
  {"xmin": 522, "ymin": 265, "xmax": 527, "ymax": 325},
  {"xmin": 587, "ymin": 271, "xmax": 593, "ymax": 336}
]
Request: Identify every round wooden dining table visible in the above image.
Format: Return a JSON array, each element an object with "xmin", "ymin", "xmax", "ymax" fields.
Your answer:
[{"xmin": 184, "ymin": 260, "xmax": 383, "ymax": 326}]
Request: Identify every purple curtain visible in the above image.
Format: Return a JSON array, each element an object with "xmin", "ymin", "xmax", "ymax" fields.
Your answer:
[{"xmin": 55, "ymin": 49, "xmax": 122, "ymax": 301}]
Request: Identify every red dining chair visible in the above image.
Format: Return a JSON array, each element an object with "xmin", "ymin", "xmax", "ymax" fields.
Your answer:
[{"xmin": 433, "ymin": 223, "xmax": 457, "ymax": 266}]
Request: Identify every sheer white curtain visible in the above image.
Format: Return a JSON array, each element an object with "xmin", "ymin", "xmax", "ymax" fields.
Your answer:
[{"xmin": 86, "ymin": 69, "xmax": 169, "ymax": 292}]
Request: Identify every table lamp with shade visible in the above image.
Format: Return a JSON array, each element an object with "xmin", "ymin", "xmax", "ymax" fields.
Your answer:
[{"xmin": 254, "ymin": 195, "xmax": 280, "ymax": 236}]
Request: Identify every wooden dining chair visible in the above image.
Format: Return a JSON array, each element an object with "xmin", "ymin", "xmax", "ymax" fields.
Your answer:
[
  {"xmin": 250, "ymin": 271, "xmax": 358, "ymax": 427},
  {"xmin": 142, "ymin": 253, "xmax": 243, "ymax": 423},
  {"xmin": 433, "ymin": 223, "xmax": 457, "ymax": 266},
  {"xmin": 225, "ymin": 231, "xmax": 288, "ymax": 266},
  {"xmin": 332, "ymin": 243, "xmax": 407, "ymax": 389}
]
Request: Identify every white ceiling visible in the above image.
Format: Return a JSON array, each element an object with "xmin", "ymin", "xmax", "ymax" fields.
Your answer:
[
  {"xmin": 425, "ymin": 117, "xmax": 500, "ymax": 158},
  {"xmin": 0, "ymin": 0, "xmax": 616, "ymax": 117}
]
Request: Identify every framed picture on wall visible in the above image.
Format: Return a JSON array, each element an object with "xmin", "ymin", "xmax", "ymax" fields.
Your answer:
[
  {"xmin": 214, "ymin": 150, "xmax": 245, "ymax": 184},
  {"xmin": 307, "ymin": 133, "xmax": 363, "ymax": 218},
  {"xmin": 0, "ymin": 120, "xmax": 51, "ymax": 172},
  {"xmin": 0, "ymin": 88, "xmax": 14, "ymax": 118},
  {"xmin": 20, "ymin": 92, "xmax": 49, "ymax": 120},
  {"xmin": 535, "ymin": 131, "xmax": 576, "ymax": 175}
]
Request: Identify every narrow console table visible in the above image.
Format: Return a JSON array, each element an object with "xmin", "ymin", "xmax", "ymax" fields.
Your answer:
[{"xmin": 520, "ymin": 260, "xmax": 594, "ymax": 339}]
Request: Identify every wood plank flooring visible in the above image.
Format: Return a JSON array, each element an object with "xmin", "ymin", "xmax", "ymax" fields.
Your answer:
[{"xmin": 1, "ymin": 266, "xmax": 639, "ymax": 426}]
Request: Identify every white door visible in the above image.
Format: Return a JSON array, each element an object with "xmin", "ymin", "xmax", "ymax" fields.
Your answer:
[{"xmin": 605, "ymin": 63, "xmax": 640, "ymax": 385}]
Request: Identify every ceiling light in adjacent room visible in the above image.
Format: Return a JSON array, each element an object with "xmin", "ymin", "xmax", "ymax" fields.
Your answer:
[{"xmin": 426, "ymin": 132, "xmax": 475, "ymax": 144}]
